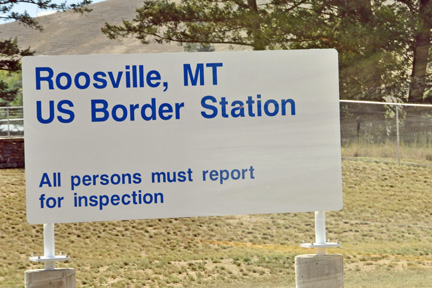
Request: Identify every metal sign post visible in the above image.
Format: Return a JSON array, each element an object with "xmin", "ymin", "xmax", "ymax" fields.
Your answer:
[
  {"xmin": 29, "ymin": 223, "xmax": 69, "ymax": 269},
  {"xmin": 300, "ymin": 211, "xmax": 341, "ymax": 254},
  {"xmin": 26, "ymin": 224, "xmax": 76, "ymax": 288},
  {"xmin": 295, "ymin": 211, "xmax": 344, "ymax": 287}
]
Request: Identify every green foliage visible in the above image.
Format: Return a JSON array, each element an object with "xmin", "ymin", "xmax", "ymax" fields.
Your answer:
[
  {"xmin": 184, "ymin": 43, "xmax": 215, "ymax": 52},
  {"xmin": 102, "ymin": 0, "xmax": 271, "ymax": 50},
  {"xmin": 102, "ymin": 0, "xmax": 432, "ymax": 102},
  {"xmin": 0, "ymin": 0, "xmax": 92, "ymax": 28},
  {"xmin": 0, "ymin": 0, "xmax": 92, "ymax": 104},
  {"xmin": 0, "ymin": 37, "xmax": 32, "ymax": 105},
  {"xmin": 294, "ymin": 1, "xmax": 413, "ymax": 101},
  {"xmin": 0, "ymin": 70, "xmax": 22, "ymax": 106}
]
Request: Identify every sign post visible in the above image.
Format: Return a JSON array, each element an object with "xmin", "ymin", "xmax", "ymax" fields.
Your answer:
[
  {"xmin": 23, "ymin": 50, "xmax": 343, "ymax": 286},
  {"xmin": 29, "ymin": 223, "xmax": 70, "ymax": 268},
  {"xmin": 42, "ymin": 223, "xmax": 55, "ymax": 270},
  {"xmin": 296, "ymin": 212, "xmax": 344, "ymax": 287},
  {"xmin": 300, "ymin": 211, "xmax": 341, "ymax": 254},
  {"xmin": 26, "ymin": 223, "xmax": 74, "ymax": 288}
]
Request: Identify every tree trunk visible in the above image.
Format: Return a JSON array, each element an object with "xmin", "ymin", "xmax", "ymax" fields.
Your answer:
[
  {"xmin": 357, "ymin": 0, "xmax": 373, "ymax": 24},
  {"xmin": 247, "ymin": 0, "xmax": 266, "ymax": 50},
  {"xmin": 408, "ymin": 0, "xmax": 431, "ymax": 103}
]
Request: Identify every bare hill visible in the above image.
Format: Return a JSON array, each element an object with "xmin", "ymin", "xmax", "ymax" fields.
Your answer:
[{"xmin": 0, "ymin": 0, "xmax": 187, "ymax": 55}]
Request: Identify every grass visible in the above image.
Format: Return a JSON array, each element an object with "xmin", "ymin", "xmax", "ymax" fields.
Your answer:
[
  {"xmin": 0, "ymin": 158, "xmax": 432, "ymax": 287},
  {"xmin": 342, "ymin": 141, "xmax": 432, "ymax": 164}
]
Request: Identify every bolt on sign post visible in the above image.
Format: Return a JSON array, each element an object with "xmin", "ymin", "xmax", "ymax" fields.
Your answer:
[{"xmin": 23, "ymin": 50, "xmax": 343, "ymax": 284}]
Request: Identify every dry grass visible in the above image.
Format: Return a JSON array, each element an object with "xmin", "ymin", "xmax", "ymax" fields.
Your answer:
[
  {"xmin": 342, "ymin": 142, "xmax": 432, "ymax": 164},
  {"xmin": 0, "ymin": 158, "xmax": 431, "ymax": 287}
]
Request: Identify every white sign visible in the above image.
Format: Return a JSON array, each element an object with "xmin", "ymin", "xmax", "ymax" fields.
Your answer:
[{"xmin": 23, "ymin": 50, "xmax": 342, "ymax": 224}]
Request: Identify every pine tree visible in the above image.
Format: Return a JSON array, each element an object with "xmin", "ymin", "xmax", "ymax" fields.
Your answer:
[
  {"xmin": 0, "ymin": 0, "xmax": 92, "ymax": 105},
  {"xmin": 102, "ymin": 0, "xmax": 432, "ymax": 103}
]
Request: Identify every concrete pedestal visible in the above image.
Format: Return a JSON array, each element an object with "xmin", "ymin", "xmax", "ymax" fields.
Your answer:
[
  {"xmin": 295, "ymin": 254, "xmax": 344, "ymax": 288},
  {"xmin": 25, "ymin": 268, "xmax": 76, "ymax": 288}
]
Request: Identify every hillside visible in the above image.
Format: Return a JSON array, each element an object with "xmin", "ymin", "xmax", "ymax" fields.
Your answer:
[{"xmin": 0, "ymin": 0, "xmax": 188, "ymax": 55}]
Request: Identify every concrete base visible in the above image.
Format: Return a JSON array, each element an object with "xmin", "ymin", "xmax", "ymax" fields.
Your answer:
[
  {"xmin": 25, "ymin": 268, "xmax": 76, "ymax": 288},
  {"xmin": 295, "ymin": 254, "xmax": 344, "ymax": 288}
]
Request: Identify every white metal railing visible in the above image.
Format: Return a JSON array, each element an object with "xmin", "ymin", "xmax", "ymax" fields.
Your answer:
[{"xmin": 0, "ymin": 106, "xmax": 24, "ymax": 137}]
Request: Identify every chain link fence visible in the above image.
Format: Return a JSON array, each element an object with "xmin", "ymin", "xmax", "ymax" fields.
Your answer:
[
  {"xmin": 2, "ymin": 102, "xmax": 431, "ymax": 164},
  {"xmin": 340, "ymin": 100, "xmax": 432, "ymax": 164}
]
